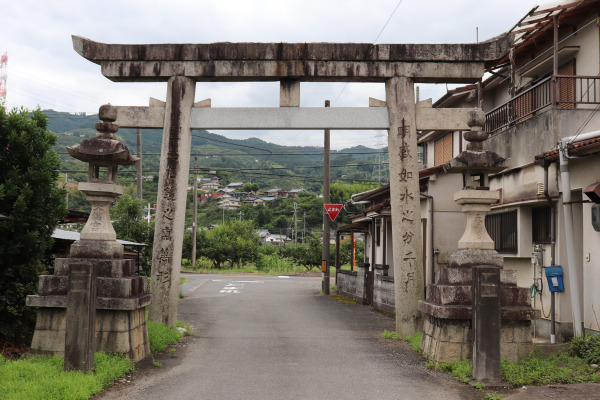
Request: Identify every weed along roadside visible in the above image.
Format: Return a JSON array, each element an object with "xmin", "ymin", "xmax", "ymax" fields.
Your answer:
[
  {"xmin": 328, "ymin": 288, "xmax": 600, "ymax": 400},
  {"xmin": 0, "ymin": 281, "xmax": 192, "ymax": 399},
  {"xmin": 0, "ymin": 321, "xmax": 190, "ymax": 400},
  {"xmin": 378, "ymin": 325, "xmax": 600, "ymax": 399}
]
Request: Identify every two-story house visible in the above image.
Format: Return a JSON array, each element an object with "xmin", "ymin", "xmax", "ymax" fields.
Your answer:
[{"xmin": 418, "ymin": 0, "xmax": 600, "ymax": 340}]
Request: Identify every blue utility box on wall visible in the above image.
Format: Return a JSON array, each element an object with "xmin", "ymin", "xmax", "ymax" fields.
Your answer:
[{"xmin": 545, "ymin": 266, "xmax": 564, "ymax": 293}]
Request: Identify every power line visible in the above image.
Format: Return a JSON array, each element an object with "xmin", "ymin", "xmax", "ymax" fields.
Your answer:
[
  {"xmin": 373, "ymin": 0, "xmax": 405, "ymax": 44},
  {"xmin": 57, "ymin": 151, "xmax": 386, "ymax": 157},
  {"xmin": 59, "ymin": 169, "xmax": 377, "ymax": 184},
  {"xmin": 332, "ymin": 0, "xmax": 405, "ymax": 106}
]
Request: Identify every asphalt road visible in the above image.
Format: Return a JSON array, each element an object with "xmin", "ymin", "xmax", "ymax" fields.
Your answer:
[{"xmin": 97, "ymin": 274, "xmax": 485, "ymax": 400}]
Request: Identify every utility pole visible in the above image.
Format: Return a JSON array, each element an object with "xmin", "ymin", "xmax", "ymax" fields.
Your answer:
[
  {"xmin": 136, "ymin": 128, "xmax": 142, "ymax": 199},
  {"xmin": 65, "ymin": 173, "xmax": 69, "ymax": 209},
  {"xmin": 191, "ymin": 156, "xmax": 198, "ymax": 267},
  {"xmin": 322, "ymin": 100, "xmax": 331, "ymax": 295},
  {"xmin": 303, "ymin": 212, "xmax": 306, "ymax": 243},
  {"xmin": 294, "ymin": 202, "xmax": 299, "ymax": 246}
]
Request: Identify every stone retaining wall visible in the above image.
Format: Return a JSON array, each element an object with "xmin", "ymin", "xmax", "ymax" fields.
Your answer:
[
  {"xmin": 30, "ymin": 307, "xmax": 150, "ymax": 361},
  {"xmin": 420, "ymin": 314, "xmax": 533, "ymax": 363}
]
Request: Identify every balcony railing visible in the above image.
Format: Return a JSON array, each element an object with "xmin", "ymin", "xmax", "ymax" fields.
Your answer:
[{"xmin": 484, "ymin": 75, "xmax": 600, "ymax": 135}]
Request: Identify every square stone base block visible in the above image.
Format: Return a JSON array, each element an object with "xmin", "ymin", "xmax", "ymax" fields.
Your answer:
[
  {"xmin": 421, "ymin": 314, "xmax": 533, "ymax": 364},
  {"xmin": 30, "ymin": 307, "xmax": 150, "ymax": 362}
]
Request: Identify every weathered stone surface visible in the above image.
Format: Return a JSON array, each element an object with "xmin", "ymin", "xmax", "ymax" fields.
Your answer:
[
  {"xmin": 38, "ymin": 276, "xmax": 68, "ymax": 296},
  {"xmin": 471, "ymin": 265, "xmax": 501, "ymax": 384},
  {"xmin": 54, "ymin": 258, "xmax": 136, "ymax": 278},
  {"xmin": 27, "ymin": 293, "xmax": 152, "ymax": 311},
  {"xmin": 70, "ymin": 32, "xmax": 515, "ymax": 84},
  {"xmin": 69, "ymin": 239, "xmax": 124, "ymax": 259},
  {"xmin": 421, "ymin": 314, "xmax": 533, "ymax": 364},
  {"xmin": 453, "ymin": 190, "xmax": 499, "ymax": 250},
  {"xmin": 29, "ymin": 308, "xmax": 151, "ymax": 362},
  {"xmin": 96, "ymin": 276, "xmax": 146, "ymax": 298},
  {"xmin": 438, "ymin": 267, "xmax": 516, "ymax": 286},
  {"xmin": 73, "ymin": 35, "xmax": 512, "ymax": 65},
  {"xmin": 30, "ymin": 328, "xmax": 66, "ymax": 354},
  {"xmin": 449, "ymin": 249, "xmax": 503, "ymax": 269},
  {"xmin": 64, "ymin": 263, "xmax": 97, "ymax": 372},
  {"xmin": 387, "ymin": 76, "xmax": 423, "ymax": 337},
  {"xmin": 148, "ymin": 76, "xmax": 195, "ymax": 327}
]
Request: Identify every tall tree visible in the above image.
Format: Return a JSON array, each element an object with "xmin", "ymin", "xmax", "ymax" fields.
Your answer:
[
  {"xmin": 110, "ymin": 193, "xmax": 154, "ymax": 275},
  {"xmin": 0, "ymin": 107, "xmax": 67, "ymax": 345}
]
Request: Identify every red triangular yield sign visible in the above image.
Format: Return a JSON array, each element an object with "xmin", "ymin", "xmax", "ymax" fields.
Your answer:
[{"xmin": 324, "ymin": 204, "xmax": 343, "ymax": 221}]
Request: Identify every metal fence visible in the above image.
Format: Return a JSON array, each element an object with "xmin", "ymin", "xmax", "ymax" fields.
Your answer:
[{"xmin": 485, "ymin": 75, "xmax": 600, "ymax": 135}]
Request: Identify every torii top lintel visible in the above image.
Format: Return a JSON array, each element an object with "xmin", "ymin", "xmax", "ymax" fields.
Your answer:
[{"xmin": 72, "ymin": 34, "xmax": 512, "ymax": 84}]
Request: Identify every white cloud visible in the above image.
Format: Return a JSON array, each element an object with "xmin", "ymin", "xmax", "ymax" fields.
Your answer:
[{"xmin": 3, "ymin": 0, "xmax": 543, "ymax": 149}]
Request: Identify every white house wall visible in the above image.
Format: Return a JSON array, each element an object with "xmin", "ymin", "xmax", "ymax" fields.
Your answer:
[
  {"xmin": 420, "ymin": 173, "xmax": 465, "ymax": 283},
  {"xmin": 563, "ymin": 155, "xmax": 600, "ymax": 332}
]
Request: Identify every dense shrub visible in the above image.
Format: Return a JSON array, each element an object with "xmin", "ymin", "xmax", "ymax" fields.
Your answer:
[
  {"xmin": 0, "ymin": 107, "xmax": 66, "ymax": 344},
  {"xmin": 570, "ymin": 334, "xmax": 600, "ymax": 365}
]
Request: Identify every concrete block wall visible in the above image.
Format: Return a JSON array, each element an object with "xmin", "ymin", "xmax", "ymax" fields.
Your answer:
[
  {"xmin": 336, "ymin": 270, "xmax": 358, "ymax": 302},
  {"xmin": 373, "ymin": 275, "xmax": 395, "ymax": 314}
]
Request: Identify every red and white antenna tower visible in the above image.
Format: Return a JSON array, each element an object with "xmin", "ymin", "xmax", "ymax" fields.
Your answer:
[{"xmin": 0, "ymin": 52, "xmax": 7, "ymax": 102}]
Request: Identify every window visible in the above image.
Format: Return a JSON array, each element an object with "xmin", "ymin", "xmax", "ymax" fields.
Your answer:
[
  {"xmin": 485, "ymin": 210, "xmax": 517, "ymax": 253},
  {"xmin": 532, "ymin": 206, "xmax": 552, "ymax": 244},
  {"xmin": 434, "ymin": 133, "xmax": 453, "ymax": 166}
]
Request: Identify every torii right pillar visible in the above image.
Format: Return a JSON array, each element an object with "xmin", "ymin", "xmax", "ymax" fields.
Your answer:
[{"xmin": 386, "ymin": 76, "xmax": 423, "ymax": 337}]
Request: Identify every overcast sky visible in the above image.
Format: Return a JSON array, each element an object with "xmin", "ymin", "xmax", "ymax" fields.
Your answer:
[{"xmin": 2, "ymin": 0, "xmax": 543, "ymax": 149}]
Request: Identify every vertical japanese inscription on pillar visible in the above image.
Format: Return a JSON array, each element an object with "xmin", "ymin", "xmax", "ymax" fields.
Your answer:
[
  {"xmin": 398, "ymin": 119, "xmax": 418, "ymax": 292},
  {"xmin": 386, "ymin": 76, "xmax": 422, "ymax": 335},
  {"xmin": 150, "ymin": 76, "xmax": 195, "ymax": 327}
]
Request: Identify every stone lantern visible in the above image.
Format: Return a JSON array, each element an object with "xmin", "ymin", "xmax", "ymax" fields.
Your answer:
[
  {"xmin": 418, "ymin": 112, "xmax": 539, "ymax": 375},
  {"xmin": 66, "ymin": 104, "xmax": 137, "ymax": 258},
  {"xmin": 27, "ymin": 105, "xmax": 153, "ymax": 363}
]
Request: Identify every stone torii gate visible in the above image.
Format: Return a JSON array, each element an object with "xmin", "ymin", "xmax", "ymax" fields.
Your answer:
[{"xmin": 72, "ymin": 35, "xmax": 510, "ymax": 335}]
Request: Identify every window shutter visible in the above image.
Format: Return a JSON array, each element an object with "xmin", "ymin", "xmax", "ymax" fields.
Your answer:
[
  {"xmin": 558, "ymin": 59, "xmax": 575, "ymax": 109},
  {"xmin": 434, "ymin": 134, "xmax": 453, "ymax": 166}
]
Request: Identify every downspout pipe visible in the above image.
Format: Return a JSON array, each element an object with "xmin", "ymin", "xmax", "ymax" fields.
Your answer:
[
  {"xmin": 420, "ymin": 193, "xmax": 434, "ymax": 287},
  {"xmin": 543, "ymin": 163, "xmax": 557, "ymax": 343},
  {"xmin": 558, "ymin": 137, "xmax": 584, "ymax": 338}
]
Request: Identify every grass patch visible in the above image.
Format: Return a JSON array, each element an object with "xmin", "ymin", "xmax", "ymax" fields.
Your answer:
[
  {"xmin": 406, "ymin": 332, "xmax": 422, "ymax": 354},
  {"xmin": 147, "ymin": 321, "xmax": 184, "ymax": 353},
  {"xmin": 569, "ymin": 334, "xmax": 600, "ymax": 364},
  {"xmin": 426, "ymin": 347, "xmax": 600, "ymax": 387},
  {"xmin": 176, "ymin": 320, "xmax": 193, "ymax": 335},
  {"xmin": 382, "ymin": 329, "xmax": 403, "ymax": 340},
  {"xmin": 433, "ymin": 360, "xmax": 473, "ymax": 383},
  {"xmin": 501, "ymin": 349, "xmax": 600, "ymax": 385},
  {"xmin": 381, "ymin": 330, "xmax": 421, "ymax": 355},
  {"xmin": 0, "ymin": 352, "xmax": 133, "ymax": 400}
]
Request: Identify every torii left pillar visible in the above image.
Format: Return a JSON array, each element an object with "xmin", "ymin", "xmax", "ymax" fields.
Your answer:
[{"xmin": 149, "ymin": 76, "xmax": 196, "ymax": 326}]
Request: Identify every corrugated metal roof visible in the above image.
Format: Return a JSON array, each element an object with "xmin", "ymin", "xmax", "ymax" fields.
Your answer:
[{"xmin": 491, "ymin": 0, "xmax": 599, "ymax": 70}]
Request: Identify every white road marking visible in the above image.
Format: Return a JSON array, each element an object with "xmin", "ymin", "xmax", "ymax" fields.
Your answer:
[{"xmin": 278, "ymin": 276, "xmax": 290, "ymax": 279}]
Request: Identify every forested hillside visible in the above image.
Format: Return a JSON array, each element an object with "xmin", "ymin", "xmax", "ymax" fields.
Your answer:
[{"xmin": 46, "ymin": 109, "xmax": 387, "ymax": 229}]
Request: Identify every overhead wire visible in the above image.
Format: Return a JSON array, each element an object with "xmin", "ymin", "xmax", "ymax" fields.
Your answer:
[{"xmin": 331, "ymin": 0, "xmax": 405, "ymax": 106}]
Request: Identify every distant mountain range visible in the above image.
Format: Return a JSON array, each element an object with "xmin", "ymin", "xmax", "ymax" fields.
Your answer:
[{"xmin": 45, "ymin": 109, "xmax": 388, "ymax": 195}]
